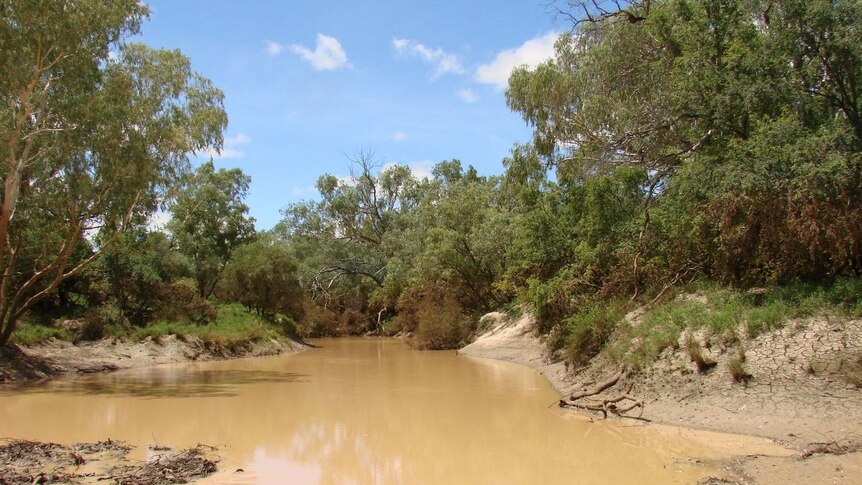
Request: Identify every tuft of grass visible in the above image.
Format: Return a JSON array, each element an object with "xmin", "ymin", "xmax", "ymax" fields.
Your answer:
[
  {"xmin": 727, "ymin": 347, "xmax": 752, "ymax": 384},
  {"xmin": 684, "ymin": 334, "xmax": 716, "ymax": 373}
]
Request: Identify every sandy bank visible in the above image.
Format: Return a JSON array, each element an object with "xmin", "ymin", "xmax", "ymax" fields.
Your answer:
[
  {"xmin": 0, "ymin": 334, "xmax": 306, "ymax": 383},
  {"xmin": 458, "ymin": 310, "xmax": 862, "ymax": 485}
]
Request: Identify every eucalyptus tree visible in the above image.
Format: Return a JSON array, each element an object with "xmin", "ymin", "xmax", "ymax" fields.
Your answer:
[
  {"xmin": 0, "ymin": 1, "xmax": 226, "ymax": 346},
  {"xmin": 219, "ymin": 234, "xmax": 304, "ymax": 320},
  {"xmin": 167, "ymin": 161, "xmax": 256, "ymax": 299},
  {"xmin": 279, "ymin": 153, "xmax": 417, "ymax": 309}
]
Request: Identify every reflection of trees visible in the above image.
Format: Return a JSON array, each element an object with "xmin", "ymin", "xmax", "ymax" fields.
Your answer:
[{"xmin": 0, "ymin": 340, "xmax": 735, "ymax": 484}]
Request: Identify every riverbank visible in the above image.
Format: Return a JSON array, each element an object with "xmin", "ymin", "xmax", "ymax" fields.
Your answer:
[
  {"xmin": 0, "ymin": 438, "xmax": 219, "ymax": 484},
  {"xmin": 459, "ymin": 310, "xmax": 862, "ymax": 484},
  {"xmin": 0, "ymin": 334, "xmax": 306, "ymax": 382}
]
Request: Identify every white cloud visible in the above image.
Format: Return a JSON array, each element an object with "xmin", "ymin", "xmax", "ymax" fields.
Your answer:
[
  {"xmin": 457, "ymin": 87, "xmax": 478, "ymax": 104},
  {"xmin": 290, "ymin": 34, "xmax": 349, "ymax": 71},
  {"xmin": 393, "ymin": 38, "xmax": 465, "ymax": 78},
  {"xmin": 392, "ymin": 131, "xmax": 408, "ymax": 141},
  {"xmin": 265, "ymin": 40, "xmax": 285, "ymax": 56},
  {"xmin": 384, "ymin": 160, "xmax": 434, "ymax": 180},
  {"xmin": 201, "ymin": 133, "xmax": 251, "ymax": 160},
  {"xmin": 475, "ymin": 32, "xmax": 559, "ymax": 90},
  {"xmin": 147, "ymin": 210, "xmax": 171, "ymax": 231},
  {"xmin": 290, "ymin": 185, "xmax": 317, "ymax": 197}
]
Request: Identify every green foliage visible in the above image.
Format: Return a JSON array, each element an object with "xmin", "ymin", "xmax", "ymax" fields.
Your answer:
[
  {"xmin": 168, "ymin": 162, "xmax": 256, "ymax": 298},
  {"xmin": 0, "ymin": 0, "xmax": 226, "ymax": 346},
  {"xmin": 219, "ymin": 234, "xmax": 304, "ymax": 320},
  {"xmin": 133, "ymin": 303, "xmax": 285, "ymax": 346},
  {"xmin": 562, "ymin": 300, "xmax": 627, "ymax": 367}
]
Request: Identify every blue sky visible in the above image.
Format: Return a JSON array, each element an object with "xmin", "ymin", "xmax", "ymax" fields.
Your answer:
[{"xmin": 137, "ymin": 1, "xmax": 562, "ymax": 229}]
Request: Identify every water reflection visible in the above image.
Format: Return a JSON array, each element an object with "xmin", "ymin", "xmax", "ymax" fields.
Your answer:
[
  {"xmin": 0, "ymin": 338, "xmax": 788, "ymax": 484},
  {"xmin": 1, "ymin": 369, "xmax": 308, "ymax": 398}
]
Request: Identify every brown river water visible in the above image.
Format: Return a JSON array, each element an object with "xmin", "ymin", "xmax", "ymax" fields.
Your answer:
[{"xmin": 0, "ymin": 338, "xmax": 788, "ymax": 484}]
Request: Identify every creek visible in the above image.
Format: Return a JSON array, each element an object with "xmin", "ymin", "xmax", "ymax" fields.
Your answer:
[{"xmin": 0, "ymin": 338, "xmax": 786, "ymax": 483}]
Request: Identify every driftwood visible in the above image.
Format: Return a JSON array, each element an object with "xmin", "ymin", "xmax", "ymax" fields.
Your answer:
[{"xmin": 559, "ymin": 369, "xmax": 647, "ymax": 420}]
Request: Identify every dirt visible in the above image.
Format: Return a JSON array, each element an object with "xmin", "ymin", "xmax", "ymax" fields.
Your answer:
[
  {"xmin": 459, "ymin": 309, "xmax": 862, "ymax": 485},
  {"xmin": 0, "ymin": 438, "xmax": 219, "ymax": 484},
  {"xmin": 0, "ymin": 334, "xmax": 306, "ymax": 383}
]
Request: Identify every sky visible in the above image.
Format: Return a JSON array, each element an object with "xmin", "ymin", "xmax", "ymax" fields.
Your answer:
[{"xmin": 137, "ymin": 1, "xmax": 564, "ymax": 230}]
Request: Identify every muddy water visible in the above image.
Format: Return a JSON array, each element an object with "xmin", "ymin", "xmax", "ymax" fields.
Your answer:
[{"xmin": 0, "ymin": 338, "xmax": 787, "ymax": 483}]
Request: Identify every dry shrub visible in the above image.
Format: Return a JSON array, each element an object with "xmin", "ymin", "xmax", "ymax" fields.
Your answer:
[
  {"xmin": 398, "ymin": 283, "xmax": 473, "ymax": 350},
  {"xmin": 337, "ymin": 307, "xmax": 369, "ymax": 335},
  {"xmin": 154, "ymin": 278, "xmax": 216, "ymax": 324},
  {"xmin": 296, "ymin": 302, "xmax": 338, "ymax": 338},
  {"xmin": 711, "ymin": 189, "xmax": 862, "ymax": 285}
]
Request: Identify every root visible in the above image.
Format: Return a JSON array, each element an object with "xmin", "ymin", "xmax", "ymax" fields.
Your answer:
[{"xmin": 559, "ymin": 370, "xmax": 647, "ymax": 420}]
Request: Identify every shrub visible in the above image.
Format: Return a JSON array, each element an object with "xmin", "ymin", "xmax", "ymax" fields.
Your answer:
[
  {"xmin": 154, "ymin": 278, "xmax": 216, "ymax": 324},
  {"xmin": 399, "ymin": 283, "xmax": 473, "ymax": 350},
  {"xmin": 81, "ymin": 303, "xmax": 130, "ymax": 341},
  {"xmin": 562, "ymin": 301, "xmax": 625, "ymax": 367},
  {"xmin": 296, "ymin": 302, "xmax": 339, "ymax": 338}
]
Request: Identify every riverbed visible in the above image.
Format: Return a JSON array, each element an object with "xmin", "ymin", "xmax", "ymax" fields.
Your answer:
[{"xmin": 0, "ymin": 338, "xmax": 789, "ymax": 483}]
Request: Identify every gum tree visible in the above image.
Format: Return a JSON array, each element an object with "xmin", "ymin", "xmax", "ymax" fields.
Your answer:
[{"xmin": 0, "ymin": 1, "xmax": 227, "ymax": 346}]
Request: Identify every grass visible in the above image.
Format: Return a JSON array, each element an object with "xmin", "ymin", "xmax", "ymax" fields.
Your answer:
[
  {"xmin": 12, "ymin": 303, "xmax": 290, "ymax": 347},
  {"xmin": 727, "ymin": 347, "xmax": 752, "ymax": 383},
  {"xmin": 598, "ymin": 277, "xmax": 862, "ymax": 371},
  {"xmin": 562, "ymin": 299, "xmax": 627, "ymax": 367},
  {"xmin": 12, "ymin": 321, "xmax": 75, "ymax": 345},
  {"xmin": 132, "ymin": 303, "xmax": 288, "ymax": 346}
]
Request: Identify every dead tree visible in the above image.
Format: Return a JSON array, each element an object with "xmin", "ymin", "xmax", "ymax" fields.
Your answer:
[{"xmin": 559, "ymin": 367, "xmax": 647, "ymax": 420}]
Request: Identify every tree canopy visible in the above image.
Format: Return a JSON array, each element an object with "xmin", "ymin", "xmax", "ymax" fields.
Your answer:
[{"xmin": 0, "ymin": 0, "xmax": 227, "ymax": 345}]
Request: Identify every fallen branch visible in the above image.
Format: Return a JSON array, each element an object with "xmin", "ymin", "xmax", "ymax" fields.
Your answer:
[
  {"xmin": 560, "ymin": 370, "xmax": 646, "ymax": 420},
  {"xmin": 568, "ymin": 368, "xmax": 625, "ymax": 401}
]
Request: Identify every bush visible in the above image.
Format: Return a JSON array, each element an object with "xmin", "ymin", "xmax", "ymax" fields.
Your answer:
[
  {"xmin": 562, "ymin": 301, "xmax": 626, "ymax": 367},
  {"xmin": 398, "ymin": 283, "xmax": 473, "ymax": 350},
  {"xmin": 81, "ymin": 303, "xmax": 130, "ymax": 341},
  {"xmin": 296, "ymin": 302, "xmax": 339, "ymax": 338},
  {"xmin": 154, "ymin": 278, "xmax": 216, "ymax": 324}
]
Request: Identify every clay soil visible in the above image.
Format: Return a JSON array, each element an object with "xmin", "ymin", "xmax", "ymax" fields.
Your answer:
[
  {"xmin": 0, "ymin": 438, "xmax": 219, "ymax": 484},
  {"xmin": 459, "ymin": 311, "xmax": 862, "ymax": 485},
  {"xmin": 0, "ymin": 334, "xmax": 306, "ymax": 383}
]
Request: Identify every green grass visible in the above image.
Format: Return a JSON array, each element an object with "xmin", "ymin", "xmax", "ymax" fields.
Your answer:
[
  {"xmin": 601, "ymin": 278, "xmax": 862, "ymax": 371},
  {"xmin": 562, "ymin": 299, "xmax": 627, "ymax": 367},
  {"xmin": 132, "ymin": 303, "xmax": 288, "ymax": 345},
  {"xmin": 12, "ymin": 321, "xmax": 75, "ymax": 345},
  {"xmin": 13, "ymin": 303, "xmax": 290, "ymax": 347}
]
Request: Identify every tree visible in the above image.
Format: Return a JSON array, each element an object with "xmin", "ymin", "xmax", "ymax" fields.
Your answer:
[
  {"xmin": 167, "ymin": 161, "xmax": 256, "ymax": 298},
  {"xmin": 0, "ymin": 1, "xmax": 226, "ymax": 346},
  {"xmin": 96, "ymin": 228, "xmax": 193, "ymax": 325},
  {"xmin": 219, "ymin": 234, "xmax": 304, "ymax": 320},
  {"xmin": 278, "ymin": 152, "xmax": 416, "ymax": 309}
]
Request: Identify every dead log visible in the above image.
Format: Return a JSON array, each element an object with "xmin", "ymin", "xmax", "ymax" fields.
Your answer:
[
  {"xmin": 560, "ymin": 370, "xmax": 646, "ymax": 420},
  {"xmin": 568, "ymin": 368, "xmax": 625, "ymax": 401}
]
